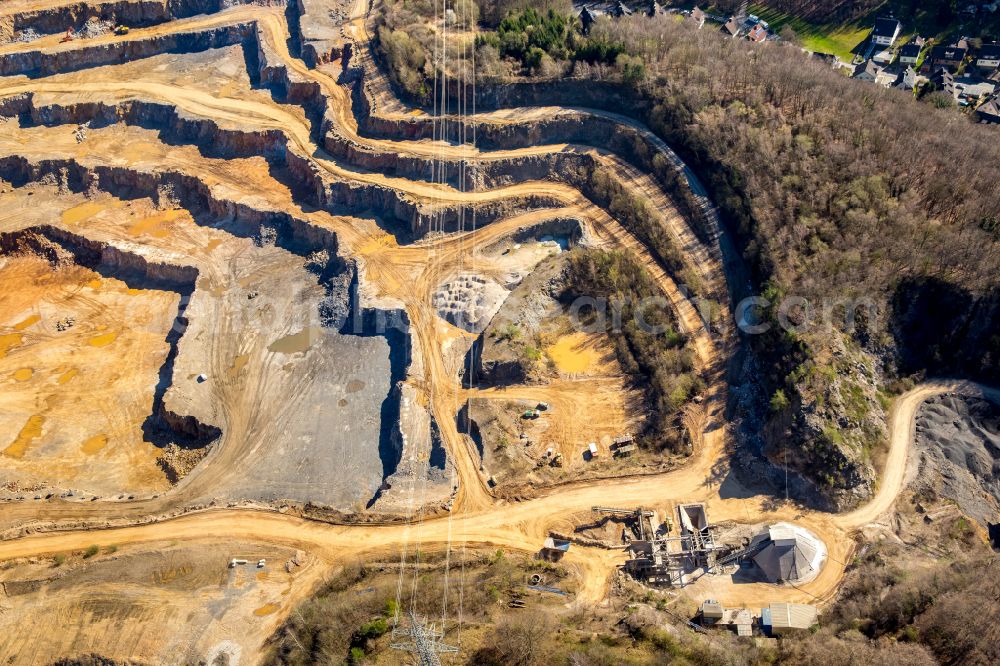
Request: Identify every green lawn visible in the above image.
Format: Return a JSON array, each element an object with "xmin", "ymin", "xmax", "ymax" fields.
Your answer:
[{"xmin": 749, "ymin": 4, "xmax": 871, "ymax": 61}]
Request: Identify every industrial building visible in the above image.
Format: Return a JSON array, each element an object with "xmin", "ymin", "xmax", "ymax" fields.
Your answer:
[
  {"xmin": 701, "ymin": 599, "xmax": 818, "ymax": 637},
  {"xmin": 747, "ymin": 524, "xmax": 825, "ymax": 584},
  {"xmin": 761, "ymin": 602, "xmax": 819, "ymax": 635},
  {"xmin": 609, "ymin": 503, "xmax": 731, "ymax": 586}
]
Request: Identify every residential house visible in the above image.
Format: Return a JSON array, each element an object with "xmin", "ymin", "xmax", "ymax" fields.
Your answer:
[
  {"xmin": 926, "ymin": 43, "xmax": 968, "ymax": 71},
  {"xmin": 955, "ymin": 76, "xmax": 998, "ymax": 104},
  {"xmin": 899, "ymin": 41, "xmax": 923, "ymax": 66},
  {"xmin": 976, "ymin": 42, "xmax": 1000, "ymax": 70},
  {"xmin": 853, "ymin": 59, "xmax": 882, "ymax": 82},
  {"xmin": 690, "ymin": 6, "xmax": 707, "ymax": 29},
  {"xmin": 646, "ymin": 0, "xmax": 666, "ymax": 18},
  {"xmin": 875, "ymin": 67, "xmax": 899, "ymax": 87},
  {"xmin": 873, "ymin": 47, "xmax": 894, "ymax": 64},
  {"xmin": 930, "ymin": 67, "xmax": 959, "ymax": 99},
  {"xmin": 975, "ymin": 95, "xmax": 1000, "ymax": 123},
  {"xmin": 892, "ymin": 66, "xmax": 919, "ymax": 91},
  {"xmin": 721, "ymin": 17, "xmax": 741, "ymax": 38},
  {"xmin": 747, "ymin": 22, "xmax": 768, "ymax": 43},
  {"xmin": 811, "ymin": 52, "xmax": 837, "ymax": 66},
  {"xmin": 871, "ymin": 17, "xmax": 902, "ymax": 47},
  {"xmin": 762, "ymin": 603, "xmax": 818, "ymax": 636},
  {"xmin": 610, "ymin": 0, "xmax": 633, "ymax": 18}
]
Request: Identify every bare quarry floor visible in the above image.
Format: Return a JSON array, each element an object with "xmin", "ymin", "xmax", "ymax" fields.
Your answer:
[{"xmin": 0, "ymin": 251, "xmax": 176, "ymax": 496}]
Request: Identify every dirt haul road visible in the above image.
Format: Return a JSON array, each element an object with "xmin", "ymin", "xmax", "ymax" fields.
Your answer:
[
  {"xmin": 0, "ymin": 0, "xmax": 994, "ymax": 635},
  {"xmin": 0, "ymin": 380, "xmax": 993, "ymax": 608}
]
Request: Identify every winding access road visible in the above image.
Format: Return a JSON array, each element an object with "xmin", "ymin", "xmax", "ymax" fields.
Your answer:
[{"xmin": 0, "ymin": 0, "xmax": 996, "ymax": 627}]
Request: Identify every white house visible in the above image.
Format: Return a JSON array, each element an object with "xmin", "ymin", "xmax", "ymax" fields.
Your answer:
[
  {"xmin": 976, "ymin": 43, "xmax": 1000, "ymax": 70},
  {"xmin": 852, "ymin": 59, "xmax": 882, "ymax": 82},
  {"xmin": 871, "ymin": 17, "xmax": 902, "ymax": 47},
  {"xmin": 899, "ymin": 41, "xmax": 923, "ymax": 66}
]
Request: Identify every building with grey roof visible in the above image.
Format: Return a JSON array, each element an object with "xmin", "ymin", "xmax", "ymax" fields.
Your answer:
[{"xmin": 749, "ymin": 524, "xmax": 822, "ymax": 583}]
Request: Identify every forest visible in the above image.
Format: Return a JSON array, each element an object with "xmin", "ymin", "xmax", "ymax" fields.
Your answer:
[{"xmin": 563, "ymin": 249, "xmax": 703, "ymax": 453}]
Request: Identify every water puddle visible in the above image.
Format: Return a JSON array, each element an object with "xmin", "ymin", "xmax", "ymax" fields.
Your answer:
[
  {"xmin": 127, "ymin": 209, "xmax": 187, "ymax": 239},
  {"xmin": 346, "ymin": 379, "xmax": 365, "ymax": 393},
  {"xmin": 12, "ymin": 368, "xmax": 33, "ymax": 382},
  {"xmin": 3, "ymin": 414, "xmax": 45, "ymax": 458},
  {"xmin": 253, "ymin": 603, "xmax": 279, "ymax": 616},
  {"xmin": 58, "ymin": 368, "xmax": 79, "ymax": 384},
  {"xmin": 227, "ymin": 353, "xmax": 249, "ymax": 378},
  {"xmin": 540, "ymin": 234, "xmax": 570, "ymax": 251},
  {"xmin": 13, "ymin": 314, "xmax": 40, "ymax": 330},
  {"xmin": 81, "ymin": 433, "xmax": 109, "ymax": 455},
  {"xmin": 267, "ymin": 326, "xmax": 323, "ymax": 354},
  {"xmin": 61, "ymin": 201, "xmax": 107, "ymax": 226},
  {"xmin": 88, "ymin": 331, "xmax": 118, "ymax": 347},
  {"xmin": 547, "ymin": 332, "xmax": 602, "ymax": 374},
  {"xmin": 0, "ymin": 333, "xmax": 23, "ymax": 359}
]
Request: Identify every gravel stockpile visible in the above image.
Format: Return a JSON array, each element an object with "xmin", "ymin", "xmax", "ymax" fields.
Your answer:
[{"xmin": 913, "ymin": 393, "xmax": 1000, "ymax": 527}]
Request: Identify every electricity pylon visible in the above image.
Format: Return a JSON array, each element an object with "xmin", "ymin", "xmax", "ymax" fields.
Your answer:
[{"xmin": 389, "ymin": 611, "xmax": 459, "ymax": 666}]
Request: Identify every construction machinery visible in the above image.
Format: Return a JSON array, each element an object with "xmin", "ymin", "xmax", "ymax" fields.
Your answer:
[
  {"xmin": 114, "ymin": 25, "xmax": 130, "ymax": 35},
  {"xmin": 59, "ymin": 27, "xmax": 75, "ymax": 43}
]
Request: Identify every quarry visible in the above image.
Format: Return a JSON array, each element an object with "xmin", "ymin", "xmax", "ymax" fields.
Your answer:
[{"xmin": 0, "ymin": 1, "xmax": 996, "ymax": 664}]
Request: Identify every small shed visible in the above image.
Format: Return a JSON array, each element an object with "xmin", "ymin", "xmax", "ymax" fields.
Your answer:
[
  {"xmin": 731, "ymin": 609, "xmax": 753, "ymax": 637},
  {"xmin": 614, "ymin": 444, "xmax": 636, "ymax": 457},
  {"xmin": 762, "ymin": 602, "xmax": 818, "ymax": 635},
  {"xmin": 612, "ymin": 433, "xmax": 635, "ymax": 447},
  {"xmin": 700, "ymin": 599, "xmax": 724, "ymax": 625},
  {"xmin": 540, "ymin": 537, "xmax": 571, "ymax": 561}
]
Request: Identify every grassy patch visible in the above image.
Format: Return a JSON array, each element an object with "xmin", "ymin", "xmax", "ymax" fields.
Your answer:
[{"xmin": 749, "ymin": 4, "xmax": 871, "ymax": 60}]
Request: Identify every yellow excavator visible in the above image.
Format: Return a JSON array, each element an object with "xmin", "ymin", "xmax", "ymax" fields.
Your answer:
[{"xmin": 114, "ymin": 25, "xmax": 129, "ymax": 36}]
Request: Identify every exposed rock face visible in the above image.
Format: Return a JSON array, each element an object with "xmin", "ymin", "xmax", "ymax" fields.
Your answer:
[
  {"xmin": 0, "ymin": 155, "xmax": 332, "ymax": 261},
  {"xmin": 0, "ymin": 157, "xmax": 415, "ymax": 504},
  {"xmin": 292, "ymin": 0, "xmax": 349, "ymax": 67},
  {"xmin": 761, "ymin": 333, "xmax": 886, "ymax": 511},
  {"xmin": 2, "ymin": 1, "xmax": 284, "ymax": 41},
  {"xmin": 891, "ymin": 276, "xmax": 1000, "ymax": 385},
  {"xmin": 0, "ymin": 224, "xmax": 199, "ymax": 291},
  {"xmin": 477, "ymin": 254, "xmax": 568, "ymax": 385},
  {"xmin": 432, "ymin": 273, "xmax": 509, "ymax": 334},
  {"xmin": 913, "ymin": 392, "xmax": 1000, "ymax": 528},
  {"xmin": 0, "ymin": 23, "xmax": 256, "ymax": 77},
  {"xmin": 346, "ymin": 43, "xmax": 722, "ymax": 245},
  {"xmin": 157, "ymin": 443, "xmax": 213, "ymax": 484},
  {"xmin": 372, "ymin": 384, "xmax": 453, "ymax": 513}
]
